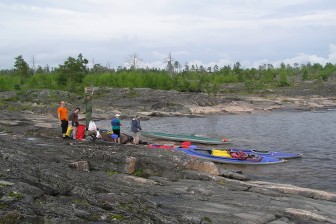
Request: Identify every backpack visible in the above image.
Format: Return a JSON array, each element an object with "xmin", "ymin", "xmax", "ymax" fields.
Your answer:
[{"xmin": 88, "ymin": 121, "xmax": 97, "ymax": 131}]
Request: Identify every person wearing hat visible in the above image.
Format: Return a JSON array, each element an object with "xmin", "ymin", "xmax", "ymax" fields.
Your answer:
[
  {"xmin": 111, "ymin": 114, "xmax": 121, "ymax": 143},
  {"xmin": 131, "ymin": 115, "xmax": 142, "ymax": 145}
]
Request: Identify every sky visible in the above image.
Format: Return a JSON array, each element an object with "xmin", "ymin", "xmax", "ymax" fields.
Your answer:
[{"xmin": 1, "ymin": 0, "xmax": 336, "ymax": 70}]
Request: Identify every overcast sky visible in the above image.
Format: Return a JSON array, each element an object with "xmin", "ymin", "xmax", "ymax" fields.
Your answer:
[{"xmin": 1, "ymin": 0, "xmax": 336, "ymax": 70}]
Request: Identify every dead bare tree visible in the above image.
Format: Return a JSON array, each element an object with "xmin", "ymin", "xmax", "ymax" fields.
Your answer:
[
  {"xmin": 164, "ymin": 53, "xmax": 175, "ymax": 76},
  {"xmin": 126, "ymin": 53, "xmax": 143, "ymax": 70}
]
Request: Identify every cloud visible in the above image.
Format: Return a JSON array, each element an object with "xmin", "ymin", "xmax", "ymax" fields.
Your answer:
[{"xmin": 0, "ymin": 0, "xmax": 335, "ymax": 69}]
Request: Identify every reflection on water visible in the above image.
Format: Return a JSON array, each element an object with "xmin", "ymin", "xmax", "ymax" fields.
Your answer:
[{"xmin": 97, "ymin": 111, "xmax": 336, "ymax": 192}]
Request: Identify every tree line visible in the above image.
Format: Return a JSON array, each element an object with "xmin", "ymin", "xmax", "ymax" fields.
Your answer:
[{"xmin": 0, "ymin": 54, "xmax": 336, "ymax": 94}]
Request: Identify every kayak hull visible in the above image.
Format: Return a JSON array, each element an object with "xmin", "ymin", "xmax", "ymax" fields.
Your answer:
[
  {"xmin": 142, "ymin": 131, "xmax": 230, "ymax": 145},
  {"xmin": 176, "ymin": 148, "xmax": 284, "ymax": 165},
  {"xmin": 147, "ymin": 144, "xmax": 284, "ymax": 165}
]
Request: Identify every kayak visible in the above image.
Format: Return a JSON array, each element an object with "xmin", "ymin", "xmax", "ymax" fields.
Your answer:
[
  {"xmin": 174, "ymin": 148, "xmax": 284, "ymax": 165},
  {"xmin": 142, "ymin": 131, "xmax": 231, "ymax": 145},
  {"xmin": 191, "ymin": 147, "xmax": 302, "ymax": 159},
  {"xmin": 147, "ymin": 144, "xmax": 284, "ymax": 165},
  {"xmin": 147, "ymin": 143, "xmax": 301, "ymax": 159}
]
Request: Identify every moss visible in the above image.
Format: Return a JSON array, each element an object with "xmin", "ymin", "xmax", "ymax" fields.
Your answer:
[
  {"xmin": 217, "ymin": 179, "xmax": 226, "ymax": 185},
  {"xmin": 0, "ymin": 203, "xmax": 9, "ymax": 209},
  {"xmin": 107, "ymin": 170, "xmax": 118, "ymax": 176},
  {"xmin": 108, "ymin": 214, "xmax": 125, "ymax": 221},
  {"xmin": 201, "ymin": 216, "xmax": 212, "ymax": 223},
  {"xmin": 6, "ymin": 105, "xmax": 17, "ymax": 112},
  {"xmin": 73, "ymin": 198, "xmax": 90, "ymax": 207},
  {"xmin": 119, "ymin": 202, "xmax": 135, "ymax": 212},
  {"xmin": 8, "ymin": 191, "xmax": 24, "ymax": 200}
]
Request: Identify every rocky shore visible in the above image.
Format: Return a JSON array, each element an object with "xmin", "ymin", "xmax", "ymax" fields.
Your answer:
[
  {"xmin": 2, "ymin": 86, "xmax": 336, "ymax": 119},
  {"xmin": 1, "ymin": 88, "xmax": 336, "ymax": 223}
]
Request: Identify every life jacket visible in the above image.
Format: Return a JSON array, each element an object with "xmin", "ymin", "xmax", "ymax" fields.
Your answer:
[{"xmin": 111, "ymin": 118, "xmax": 120, "ymax": 127}]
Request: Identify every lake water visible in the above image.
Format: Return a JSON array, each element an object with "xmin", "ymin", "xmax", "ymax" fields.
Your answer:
[{"xmin": 97, "ymin": 110, "xmax": 336, "ymax": 193}]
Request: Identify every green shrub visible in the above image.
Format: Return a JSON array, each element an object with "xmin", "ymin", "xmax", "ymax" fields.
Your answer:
[
  {"xmin": 133, "ymin": 169, "xmax": 143, "ymax": 177},
  {"xmin": 0, "ymin": 75, "xmax": 19, "ymax": 90}
]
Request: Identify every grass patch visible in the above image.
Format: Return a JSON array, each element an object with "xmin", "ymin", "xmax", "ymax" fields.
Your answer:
[
  {"xmin": 217, "ymin": 179, "xmax": 226, "ymax": 185},
  {"xmin": 106, "ymin": 171, "xmax": 118, "ymax": 176},
  {"xmin": 6, "ymin": 103, "xmax": 33, "ymax": 112},
  {"xmin": 73, "ymin": 198, "xmax": 90, "ymax": 207},
  {"xmin": 201, "ymin": 216, "xmax": 212, "ymax": 223},
  {"xmin": 133, "ymin": 169, "xmax": 143, "ymax": 177},
  {"xmin": 108, "ymin": 214, "xmax": 125, "ymax": 221},
  {"xmin": 8, "ymin": 191, "xmax": 24, "ymax": 200}
]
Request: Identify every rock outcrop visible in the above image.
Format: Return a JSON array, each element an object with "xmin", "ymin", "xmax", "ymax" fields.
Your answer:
[{"xmin": 1, "ymin": 116, "xmax": 336, "ymax": 223}]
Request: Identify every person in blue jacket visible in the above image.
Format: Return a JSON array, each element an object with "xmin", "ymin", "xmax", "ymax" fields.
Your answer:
[{"xmin": 111, "ymin": 114, "xmax": 121, "ymax": 143}]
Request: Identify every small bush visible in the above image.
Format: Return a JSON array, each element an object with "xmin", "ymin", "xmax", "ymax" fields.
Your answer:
[{"xmin": 133, "ymin": 169, "xmax": 143, "ymax": 177}]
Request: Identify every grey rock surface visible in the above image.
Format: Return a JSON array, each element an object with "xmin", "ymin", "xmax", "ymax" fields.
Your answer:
[{"xmin": 0, "ymin": 111, "xmax": 336, "ymax": 223}]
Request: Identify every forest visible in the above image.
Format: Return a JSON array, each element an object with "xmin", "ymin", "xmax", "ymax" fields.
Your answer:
[{"xmin": 1, "ymin": 54, "xmax": 336, "ymax": 94}]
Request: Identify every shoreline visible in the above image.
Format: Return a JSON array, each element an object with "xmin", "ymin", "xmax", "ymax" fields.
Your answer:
[
  {"xmin": 2, "ymin": 89, "xmax": 336, "ymax": 120},
  {"xmin": 1, "ymin": 89, "xmax": 336, "ymax": 222}
]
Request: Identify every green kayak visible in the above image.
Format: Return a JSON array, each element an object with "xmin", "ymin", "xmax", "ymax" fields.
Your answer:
[{"xmin": 142, "ymin": 131, "xmax": 231, "ymax": 145}]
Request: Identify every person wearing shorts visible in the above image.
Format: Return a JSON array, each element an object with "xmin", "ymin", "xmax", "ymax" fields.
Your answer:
[{"xmin": 70, "ymin": 107, "xmax": 80, "ymax": 139}]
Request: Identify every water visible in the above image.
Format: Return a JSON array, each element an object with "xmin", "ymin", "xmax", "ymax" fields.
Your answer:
[{"xmin": 97, "ymin": 111, "xmax": 336, "ymax": 193}]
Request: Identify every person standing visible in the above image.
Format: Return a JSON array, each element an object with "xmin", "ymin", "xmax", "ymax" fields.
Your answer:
[
  {"xmin": 131, "ymin": 115, "xmax": 142, "ymax": 145},
  {"xmin": 70, "ymin": 107, "xmax": 80, "ymax": 140},
  {"xmin": 111, "ymin": 114, "xmax": 121, "ymax": 143},
  {"xmin": 57, "ymin": 101, "xmax": 69, "ymax": 139},
  {"xmin": 83, "ymin": 87, "xmax": 93, "ymax": 130}
]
